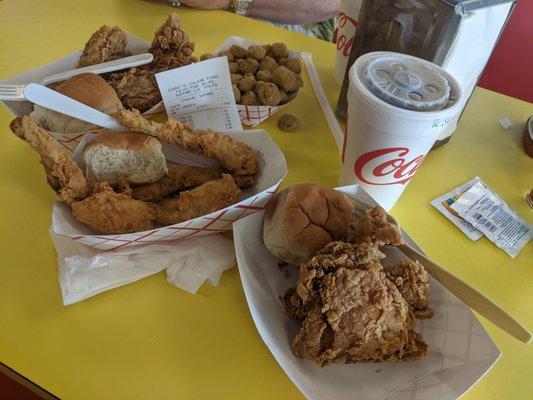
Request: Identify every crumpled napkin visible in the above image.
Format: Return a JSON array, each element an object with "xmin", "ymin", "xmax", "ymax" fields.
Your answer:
[{"xmin": 50, "ymin": 231, "xmax": 236, "ymax": 306}]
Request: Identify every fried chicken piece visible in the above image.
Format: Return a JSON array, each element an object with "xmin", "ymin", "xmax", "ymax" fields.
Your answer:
[
  {"xmin": 71, "ymin": 182, "xmax": 156, "ymax": 234},
  {"xmin": 132, "ymin": 164, "xmax": 221, "ymax": 201},
  {"xmin": 292, "ymin": 242, "xmax": 384, "ymax": 306},
  {"xmin": 107, "ymin": 68, "xmax": 161, "ymax": 113},
  {"xmin": 9, "ymin": 117, "xmax": 89, "ymax": 205},
  {"xmin": 117, "ymin": 109, "xmax": 260, "ymax": 176},
  {"xmin": 78, "ymin": 25, "xmax": 130, "ymax": 68},
  {"xmin": 385, "ymin": 260, "xmax": 434, "ymax": 319},
  {"xmin": 232, "ymin": 173, "xmax": 256, "ymax": 189},
  {"xmin": 149, "ymin": 13, "xmax": 196, "ymax": 70},
  {"xmin": 154, "ymin": 174, "xmax": 240, "ymax": 225},
  {"xmin": 347, "ymin": 206, "xmax": 404, "ymax": 247},
  {"xmin": 286, "ymin": 241, "xmax": 427, "ymax": 366},
  {"xmin": 284, "ymin": 241, "xmax": 385, "ymax": 321}
]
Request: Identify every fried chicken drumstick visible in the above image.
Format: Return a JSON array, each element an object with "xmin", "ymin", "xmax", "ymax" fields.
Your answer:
[
  {"xmin": 10, "ymin": 116, "xmax": 89, "ymax": 205},
  {"xmin": 117, "ymin": 109, "xmax": 260, "ymax": 176}
]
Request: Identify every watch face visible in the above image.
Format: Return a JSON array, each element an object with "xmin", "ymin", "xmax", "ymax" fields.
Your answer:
[{"xmin": 235, "ymin": 0, "xmax": 253, "ymax": 15}]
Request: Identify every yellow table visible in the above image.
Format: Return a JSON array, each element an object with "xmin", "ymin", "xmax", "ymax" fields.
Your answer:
[{"xmin": 0, "ymin": 1, "xmax": 531, "ymax": 399}]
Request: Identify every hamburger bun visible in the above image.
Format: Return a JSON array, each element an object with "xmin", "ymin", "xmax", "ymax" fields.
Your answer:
[
  {"xmin": 30, "ymin": 73, "xmax": 123, "ymax": 134},
  {"xmin": 83, "ymin": 130, "xmax": 168, "ymax": 185},
  {"xmin": 263, "ymin": 184, "xmax": 354, "ymax": 265}
]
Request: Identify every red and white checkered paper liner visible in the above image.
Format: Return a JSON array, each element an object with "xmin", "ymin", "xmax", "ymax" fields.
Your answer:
[
  {"xmin": 52, "ymin": 128, "xmax": 287, "ymax": 251},
  {"xmin": 0, "ymin": 32, "xmax": 165, "ymax": 152},
  {"xmin": 213, "ymin": 36, "xmax": 301, "ymax": 127},
  {"xmin": 233, "ymin": 185, "xmax": 500, "ymax": 400}
]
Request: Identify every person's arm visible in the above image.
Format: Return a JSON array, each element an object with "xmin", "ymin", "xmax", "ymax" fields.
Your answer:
[
  {"xmin": 179, "ymin": 0, "xmax": 339, "ymax": 24},
  {"xmin": 249, "ymin": 0, "xmax": 339, "ymax": 24}
]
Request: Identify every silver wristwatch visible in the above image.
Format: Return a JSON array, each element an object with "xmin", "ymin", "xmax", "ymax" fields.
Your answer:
[{"xmin": 231, "ymin": 0, "xmax": 254, "ymax": 16}]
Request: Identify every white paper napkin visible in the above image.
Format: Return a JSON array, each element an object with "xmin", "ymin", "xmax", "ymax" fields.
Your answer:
[{"xmin": 51, "ymin": 230, "xmax": 236, "ymax": 306}]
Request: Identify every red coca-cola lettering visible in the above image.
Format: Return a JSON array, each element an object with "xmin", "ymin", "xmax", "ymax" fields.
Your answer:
[
  {"xmin": 333, "ymin": 12, "xmax": 357, "ymax": 57},
  {"xmin": 353, "ymin": 147, "xmax": 425, "ymax": 185}
]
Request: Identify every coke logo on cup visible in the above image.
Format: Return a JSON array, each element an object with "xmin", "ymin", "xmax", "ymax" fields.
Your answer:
[
  {"xmin": 354, "ymin": 147, "xmax": 425, "ymax": 186},
  {"xmin": 333, "ymin": 12, "xmax": 357, "ymax": 57}
]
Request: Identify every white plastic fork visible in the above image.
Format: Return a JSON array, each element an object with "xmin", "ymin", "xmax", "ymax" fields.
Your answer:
[
  {"xmin": 350, "ymin": 197, "xmax": 532, "ymax": 344},
  {"xmin": 0, "ymin": 53, "xmax": 153, "ymax": 101}
]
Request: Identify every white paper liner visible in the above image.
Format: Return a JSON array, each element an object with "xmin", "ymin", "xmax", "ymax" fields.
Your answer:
[
  {"xmin": 233, "ymin": 185, "xmax": 500, "ymax": 400},
  {"xmin": 212, "ymin": 36, "xmax": 302, "ymax": 127},
  {"xmin": 0, "ymin": 33, "xmax": 162, "ymax": 152},
  {"xmin": 52, "ymin": 128, "xmax": 286, "ymax": 251}
]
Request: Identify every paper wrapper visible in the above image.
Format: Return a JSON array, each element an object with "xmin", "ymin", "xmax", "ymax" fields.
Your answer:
[
  {"xmin": 52, "ymin": 229, "xmax": 236, "ymax": 305},
  {"xmin": 233, "ymin": 185, "xmax": 500, "ymax": 400},
  {"xmin": 212, "ymin": 36, "xmax": 301, "ymax": 127},
  {"xmin": 0, "ymin": 33, "xmax": 164, "ymax": 152},
  {"xmin": 52, "ymin": 128, "xmax": 286, "ymax": 251}
]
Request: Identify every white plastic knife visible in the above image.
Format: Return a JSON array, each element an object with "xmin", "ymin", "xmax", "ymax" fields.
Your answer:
[{"xmin": 24, "ymin": 83, "xmax": 127, "ymax": 131}]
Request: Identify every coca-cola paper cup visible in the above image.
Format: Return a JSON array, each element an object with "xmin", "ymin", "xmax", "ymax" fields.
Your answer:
[
  {"xmin": 333, "ymin": 0, "xmax": 362, "ymax": 84},
  {"xmin": 340, "ymin": 52, "xmax": 463, "ymax": 211}
]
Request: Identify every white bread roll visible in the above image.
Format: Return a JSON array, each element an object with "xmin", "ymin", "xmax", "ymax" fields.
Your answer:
[
  {"xmin": 83, "ymin": 131, "xmax": 168, "ymax": 185},
  {"xmin": 30, "ymin": 73, "xmax": 123, "ymax": 134},
  {"xmin": 263, "ymin": 184, "xmax": 355, "ymax": 265}
]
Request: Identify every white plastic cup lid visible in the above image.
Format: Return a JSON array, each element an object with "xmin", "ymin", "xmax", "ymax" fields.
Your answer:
[{"xmin": 363, "ymin": 53, "xmax": 451, "ymax": 111}]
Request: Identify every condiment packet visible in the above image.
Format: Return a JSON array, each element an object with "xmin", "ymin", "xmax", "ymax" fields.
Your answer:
[
  {"xmin": 450, "ymin": 181, "xmax": 532, "ymax": 258},
  {"xmin": 431, "ymin": 177, "xmax": 485, "ymax": 240},
  {"xmin": 155, "ymin": 57, "xmax": 242, "ymax": 131}
]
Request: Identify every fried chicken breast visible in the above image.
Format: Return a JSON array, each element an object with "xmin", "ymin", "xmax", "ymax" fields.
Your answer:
[{"xmin": 284, "ymin": 241, "xmax": 427, "ymax": 366}]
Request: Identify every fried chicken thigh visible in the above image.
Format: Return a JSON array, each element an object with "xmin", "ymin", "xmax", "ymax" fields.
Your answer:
[
  {"xmin": 284, "ymin": 242, "xmax": 427, "ymax": 366},
  {"xmin": 77, "ymin": 25, "xmax": 130, "ymax": 68}
]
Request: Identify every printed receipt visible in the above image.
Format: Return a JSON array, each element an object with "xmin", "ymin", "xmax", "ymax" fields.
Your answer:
[{"xmin": 155, "ymin": 57, "xmax": 242, "ymax": 131}]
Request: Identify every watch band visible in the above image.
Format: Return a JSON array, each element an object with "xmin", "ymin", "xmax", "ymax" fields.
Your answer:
[{"xmin": 231, "ymin": 0, "xmax": 254, "ymax": 16}]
